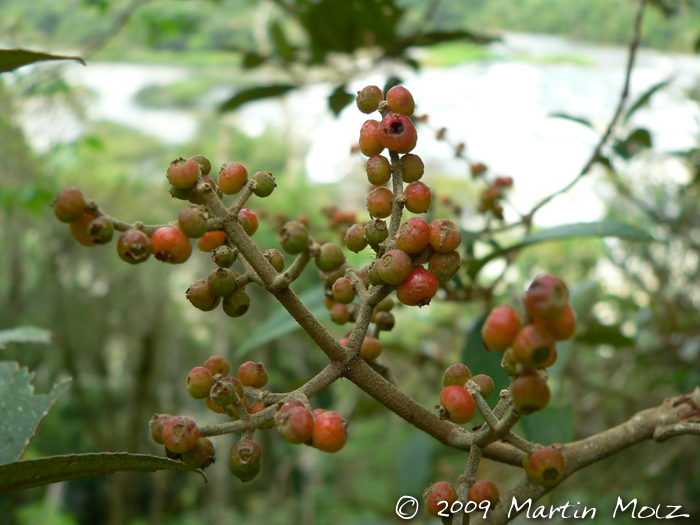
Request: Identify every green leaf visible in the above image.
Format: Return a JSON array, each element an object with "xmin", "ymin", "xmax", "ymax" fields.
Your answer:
[
  {"xmin": 518, "ymin": 405, "xmax": 574, "ymax": 445},
  {"xmin": 236, "ymin": 286, "xmax": 327, "ymax": 357},
  {"xmin": 460, "ymin": 317, "xmax": 511, "ymax": 396},
  {"xmin": 242, "ymin": 52, "xmax": 267, "ymax": 69},
  {"xmin": 270, "ymin": 21, "xmax": 296, "ymax": 62},
  {"xmin": 219, "ymin": 84, "xmax": 297, "ymax": 113},
  {"xmin": 0, "ymin": 48, "xmax": 85, "ymax": 74},
  {"xmin": 0, "ymin": 452, "xmax": 205, "ymax": 494},
  {"xmin": 575, "ymin": 321, "xmax": 635, "ymax": 348},
  {"xmin": 329, "ymin": 84, "xmax": 353, "ymax": 116},
  {"xmin": 0, "ymin": 362, "xmax": 71, "ymax": 465},
  {"xmin": 467, "ymin": 221, "xmax": 654, "ymax": 278},
  {"xmin": 407, "ymin": 30, "xmax": 496, "ymax": 47},
  {"xmin": 623, "ymin": 79, "xmax": 672, "ymax": 125},
  {"xmin": 550, "ymin": 112, "xmax": 596, "ymax": 130},
  {"xmin": 0, "ymin": 327, "xmax": 51, "ymax": 348},
  {"xmin": 395, "ymin": 433, "xmax": 432, "ymax": 498}
]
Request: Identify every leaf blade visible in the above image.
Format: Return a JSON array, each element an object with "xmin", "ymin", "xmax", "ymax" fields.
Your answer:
[
  {"xmin": 0, "ymin": 326, "xmax": 52, "ymax": 348},
  {"xmin": 219, "ymin": 84, "xmax": 297, "ymax": 113},
  {"xmin": 0, "ymin": 48, "xmax": 85, "ymax": 74}
]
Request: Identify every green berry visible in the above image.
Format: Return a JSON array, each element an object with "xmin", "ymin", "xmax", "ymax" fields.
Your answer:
[
  {"xmin": 149, "ymin": 413, "xmax": 172, "ymax": 445},
  {"xmin": 356, "ymin": 85, "xmax": 383, "ymax": 114},
  {"xmin": 186, "ymin": 279, "xmax": 221, "ymax": 311},
  {"xmin": 373, "ymin": 311, "xmax": 395, "ymax": 331},
  {"xmin": 472, "ymin": 374, "xmax": 495, "ymax": 399},
  {"xmin": 278, "ymin": 221, "xmax": 309, "ymax": 254},
  {"xmin": 222, "ymin": 289, "xmax": 251, "ymax": 318},
  {"xmin": 252, "ymin": 171, "xmax": 276, "ymax": 197},
  {"xmin": 263, "ymin": 248, "xmax": 285, "ymax": 272},
  {"xmin": 400, "ymin": 154, "xmax": 424, "ymax": 182},
  {"xmin": 364, "ymin": 219, "xmax": 388, "ymax": 244},
  {"xmin": 428, "ymin": 251, "xmax": 461, "ymax": 282},
  {"xmin": 87, "ymin": 217, "xmax": 114, "ymax": 244},
  {"xmin": 187, "ymin": 367, "xmax": 215, "ymax": 399},
  {"xmin": 332, "ymin": 277, "xmax": 355, "ymax": 304},
  {"xmin": 207, "ymin": 267, "xmax": 238, "ymax": 297},
  {"xmin": 190, "ymin": 155, "xmax": 211, "ymax": 176},
  {"xmin": 229, "ymin": 439, "xmax": 262, "ymax": 482},
  {"xmin": 344, "ymin": 223, "xmax": 368, "ymax": 253},
  {"xmin": 178, "ymin": 207, "xmax": 208, "ymax": 238},
  {"xmin": 366, "ymin": 155, "xmax": 391, "ymax": 186},
  {"xmin": 375, "ymin": 296, "xmax": 394, "ymax": 312},
  {"xmin": 167, "ymin": 157, "xmax": 200, "ymax": 189},
  {"xmin": 210, "ymin": 376, "xmax": 244, "ymax": 406},
  {"xmin": 315, "ymin": 243, "xmax": 346, "ymax": 272},
  {"xmin": 212, "ymin": 245, "xmax": 236, "ymax": 268},
  {"xmin": 442, "ymin": 363, "xmax": 471, "ymax": 387}
]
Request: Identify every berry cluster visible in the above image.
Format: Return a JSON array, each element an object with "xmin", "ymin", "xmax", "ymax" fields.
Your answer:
[{"xmin": 478, "ymin": 175, "xmax": 513, "ymax": 220}]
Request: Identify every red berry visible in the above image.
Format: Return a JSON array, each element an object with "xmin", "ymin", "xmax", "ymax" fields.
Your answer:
[
  {"xmin": 534, "ymin": 303, "xmax": 577, "ymax": 341},
  {"xmin": 238, "ymin": 361, "xmax": 269, "ymax": 389},
  {"xmin": 186, "ymin": 279, "xmax": 221, "ymax": 311},
  {"xmin": 366, "ymin": 155, "xmax": 391, "ymax": 186},
  {"xmin": 167, "ymin": 157, "xmax": 201, "ymax": 189},
  {"xmin": 218, "ymin": 162, "xmax": 248, "ymax": 195},
  {"xmin": 187, "ymin": 367, "xmax": 215, "ymax": 399},
  {"xmin": 442, "ymin": 363, "xmax": 471, "ymax": 387},
  {"xmin": 117, "ymin": 229, "xmax": 152, "ymax": 264},
  {"xmin": 439, "ymin": 385, "xmax": 476, "ymax": 424},
  {"xmin": 53, "ymin": 187, "xmax": 86, "ymax": 223},
  {"xmin": 204, "ymin": 355, "xmax": 230, "ymax": 377},
  {"xmin": 468, "ymin": 479, "xmax": 500, "ymax": 506},
  {"xmin": 386, "ymin": 86, "xmax": 415, "ymax": 117},
  {"xmin": 429, "ymin": 219, "xmax": 461, "ymax": 252},
  {"xmin": 359, "ymin": 119, "xmax": 384, "ymax": 157},
  {"xmin": 512, "ymin": 373, "xmax": 551, "ymax": 415},
  {"xmin": 395, "ymin": 217, "xmax": 430, "ymax": 254},
  {"xmin": 252, "ymin": 171, "xmax": 276, "ymax": 197},
  {"xmin": 524, "ymin": 447, "xmax": 566, "ymax": 487},
  {"xmin": 197, "ymin": 230, "xmax": 226, "ymax": 252},
  {"xmin": 229, "ymin": 439, "xmax": 262, "ymax": 482},
  {"xmin": 377, "ymin": 113, "xmax": 417, "ymax": 153},
  {"xmin": 523, "ymin": 274, "xmax": 569, "ymax": 320},
  {"xmin": 278, "ymin": 221, "xmax": 309, "ymax": 254},
  {"xmin": 162, "ymin": 416, "xmax": 200, "ymax": 454},
  {"xmin": 424, "ymin": 481, "xmax": 457, "ymax": 518},
  {"xmin": 428, "ymin": 251, "xmax": 461, "ymax": 282},
  {"xmin": 70, "ymin": 212, "xmax": 98, "ymax": 247},
  {"xmin": 238, "ymin": 208, "xmax": 259, "ymax": 236},
  {"xmin": 481, "ymin": 305, "xmax": 522, "ymax": 351},
  {"xmin": 344, "ymin": 223, "xmax": 368, "ymax": 253},
  {"xmin": 396, "ymin": 267, "xmax": 439, "ymax": 307},
  {"xmin": 275, "ymin": 404, "xmax": 315, "ymax": 444},
  {"xmin": 400, "ymin": 154, "xmax": 424, "ymax": 182},
  {"xmin": 332, "ymin": 277, "xmax": 355, "ymax": 304},
  {"xmin": 356, "ymin": 85, "xmax": 384, "ymax": 114},
  {"xmin": 181, "ymin": 437, "xmax": 215, "ymax": 469},
  {"xmin": 149, "ymin": 413, "xmax": 172, "ymax": 445},
  {"xmin": 377, "ymin": 249, "xmax": 413, "ymax": 285},
  {"xmin": 152, "ymin": 226, "xmax": 192, "ymax": 264},
  {"xmin": 329, "ymin": 303, "xmax": 350, "ymax": 325},
  {"xmin": 366, "ymin": 187, "xmax": 393, "ymax": 219},
  {"xmin": 404, "ymin": 181, "xmax": 432, "ymax": 214},
  {"xmin": 512, "ymin": 324, "xmax": 557, "ymax": 369},
  {"xmin": 178, "ymin": 207, "xmax": 208, "ymax": 238},
  {"xmin": 311, "ymin": 409, "xmax": 348, "ymax": 453},
  {"xmin": 360, "ymin": 336, "xmax": 382, "ymax": 360}
]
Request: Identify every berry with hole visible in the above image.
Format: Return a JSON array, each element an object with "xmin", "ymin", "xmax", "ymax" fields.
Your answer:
[
  {"xmin": 229, "ymin": 439, "xmax": 262, "ymax": 482},
  {"xmin": 378, "ymin": 113, "xmax": 417, "ymax": 153},
  {"xmin": 524, "ymin": 447, "xmax": 566, "ymax": 487},
  {"xmin": 70, "ymin": 212, "xmax": 98, "ymax": 247},
  {"xmin": 152, "ymin": 226, "xmax": 192, "ymax": 264},
  {"xmin": 117, "ymin": 229, "xmax": 152, "ymax": 264},
  {"xmin": 512, "ymin": 324, "xmax": 557, "ymax": 369},
  {"xmin": 222, "ymin": 289, "xmax": 251, "ymax": 318},
  {"xmin": 162, "ymin": 416, "xmax": 200, "ymax": 453},
  {"xmin": 87, "ymin": 217, "xmax": 114, "ymax": 244}
]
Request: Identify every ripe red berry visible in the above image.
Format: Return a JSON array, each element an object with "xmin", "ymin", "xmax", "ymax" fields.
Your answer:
[
  {"xmin": 117, "ymin": 229, "xmax": 152, "ymax": 264},
  {"xmin": 512, "ymin": 324, "xmax": 557, "ymax": 369},
  {"xmin": 275, "ymin": 404, "xmax": 315, "ymax": 444},
  {"xmin": 207, "ymin": 267, "xmax": 238, "ymax": 297},
  {"xmin": 366, "ymin": 187, "xmax": 393, "ymax": 219},
  {"xmin": 472, "ymin": 374, "xmax": 495, "ymax": 399},
  {"xmin": 396, "ymin": 217, "xmax": 430, "ymax": 254},
  {"xmin": 360, "ymin": 336, "xmax": 382, "ymax": 360},
  {"xmin": 178, "ymin": 207, "xmax": 207, "ymax": 238},
  {"xmin": 404, "ymin": 181, "xmax": 432, "ymax": 214},
  {"xmin": 424, "ymin": 481, "xmax": 457, "ymax": 518},
  {"xmin": 429, "ymin": 219, "xmax": 461, "ymax": 253},
  {"xmin": 442, "ymin": 363, "xmax": 471, "ymax": 387},
  {"xmin": 162, "ymin": 416, "xmax": 200, "ymax": 453},
  {"xmin": 400, "ymin": 154, "xmax": 424, "ymax": 182},
  {"xmin": 377, "ymin": 113, "xmax": 417, "ymax": 153},
  {"xmin": 481, "ymin": 305, "xmax": 522, "ymax": 351},
  {"xmin": 181, "ymin": 437, "xmax": 215, "ymax": 469},
  {"xmin": 428, "ymin": 251, "xmax": 461, "ymax": 282},
  {"xmin": 468, "ymin": 479, "xmax": 500, "ymax": 506},
  {"xmin": 278, "ymin": 221, "xmax": 309, "ymax": 254},
  {"xmin": 229, "ymin": 439, "xmax": 262, "ymax": 482},
  {"xmin": 238, "ymin": 208, "xmax": 259, "ymax": 236},
  {"xmin": 222, "ymin": 289, "xmax": 251, "ymax": 318},
  {"xmin": 359, "ymin": 119, "xmax": 384, "ymax": 157},
  {"xmin": 315, "ymin": 243, "xmax": 346, "ymax": 272},
  {"xmin": 534, "ymin": 303, "xmax": 577, "ymax": 341},
  {"xmin": 396, "ymin": 267, "xmax": 439, "ymax": 307},
  {"xmin": 311, "ymin": 409, "xmax": 348, "ymax": 453},
  {"xmin": 53, "ymin": 187, "xmax": 86, "ymax": 223},
  {"xmin": 186, "ymin": 279, "xmax": 221, "ymax": 311},
  {"xmin": 187, "ymin": 366, "xmax": 215, "ymax": 399},
  {"xmin": 218, "ymin": 162, "xmax": 248, "ymax": 195},
  {"xmin": 344, "ymin": 223, "xmax": 368, "ymax": 253},
  {"xmin": 197, "ymin": 230, "xmax": 226, "ymax": 252},
  {"xmin": 386, "ymin": 86, "xmax": 415, "ymax": 117},
  {"xmin": 252, "ymin": 171, "xmax": 276, "ymax": 197},
  {"xmin": 377, "ymin": 249, "xmax": 413, "ymax": 285},
  {"xmin": 439, "ymin": 385, "xmax": 476, "ymax": 424},
  {"xmin": 366, "ymin": 155, "xmax": 391, "ymax": 186},
  {"xmin": 523, "ymin": 274, "xmax": 569, "ymax": 320},
  {"xmin": 332, "ymin": 277, "xmax": 355, "ymax": 304},
  {"xmin": 87, "ymin": 217, "xmax": 114, "ymax": 244},
  {"xmin": 238, "ymin": 361, "xmax": 269, "ymax": 389},
  {"xmin": 167, "ymin": 157, "xmax": 201, "ymax": 189},
  {"xmin": 204, "ymin": 355, "xmax": 230, "ymax": 377},
  {"xmin": 364, "ymin": 218, "xmax": 388, "ymax": 243},
  {"xmin": 149, "ymin": 413, "xmax": 173, "ymax": 445},
  {"xmin": 524, "ymin": 447, "xmax": 566, "ymax": 487},
  {"xmin": 356, "ymin": 85, "xmax": 384, "ymax": 114},
  {"xmin": 70, "ymin": 212, "xmax": 98, "ymax": 247},
  {"xmin": 512, "ymin": 373, "xmax": 551, "ymax": 415},
  {"xmin": 152, "ymin": 226, "xmax": 192, "ymax": 264}
]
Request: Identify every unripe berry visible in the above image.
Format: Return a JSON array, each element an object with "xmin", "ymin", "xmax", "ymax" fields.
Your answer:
[
  {"xmin": 377, "ymin": 249, "xmax": 412, "ymax": 285},
  {"xmin": 364, "ymin": 219, "xmax": 388, "ymax": 244},
  {"xmin": 178, "ymin": 207, "xmax": 207, "ymax": 238},
  {"xmin": 524, "ymin": 447, "xmax": 566, "ymax": 487},
  {"xmin": 332, "ymin": 277, "xmax": 355, "ymax": 304},
  {"xmin": 315, "ymin": 243, "xmax": 346, "ymax": 272},
  {"xmin": 400, "ymin": 154, "xmax": 424, "ymax": 182},
  {"xmin": 238, "ymin": 208, "xmax": 259, "ymax": 236},
  {"xmin": 218, "ymin": 162, "xmax": 248, "ymax": 195},
  {"xmin": 429, "ymin": 251, "xmax": 461, "ymax": 282},
  {"xmin": 229, "ymin": 439, "xmax": 262, "ymax": 482},
  {"xmin": 149, "ymin": 413, "xmax": 173, "ymax": 445},
  {"xmin": 263, "ymin": 248, "xmax": 285, "ymax": 272},
  {"xmin": 53, "ymin": 187, "xmax": 85, "ymax": 223},
  {"xmin": 424, "ymin": 481, "xmax": 457, "ymax": 518},
  {"xmin": 191, "ymin": 154, "xmax": 211, "ymax": 176},
  {"xmin": 367, "ymin": 261, "xmax": 386, "ymax": 285},
  {"xmin": 534, "ymin": 303, "xmax": 576, "ymax": 341},
  {"xmin": 311, "ymin": 410, "xmax": 348, "ymax": 453},
  {"xmin": 276, "ymin": 404, "xmax": 315, "ymax": 444},
  {"xmin": 248, "ymin": 400, "xmax": 276, "ymax": 429},
  {"xmin": 377, "ymin": 113, "xmax": 417, "ymax": 153},
  {"xmin": 152, "ymin": 226, "xmax": 192, "ymax": 264},
  {"xmin": 366, "ymin": 155, "xmax": 391, "ymax": 186},
  {"xmin": 443, "ymin": 363, "xmax": 471, "ymax": 387},
  {"xmin": 359, "ymin": 119, "xmax": 384, "ymax": 157},
  {"xmin": 181, "ymin": 437, "xmax": 215, "ymax": 469},
  {"xmin": 512, "ymin": 373, "xmax": 551, "ymax": 415},
  {"xmin": 70, "ymin": 212, "xmax": 98, "ymax": 247},
  {"xmin": 212, "ymin": 245, "xmax": 236, "ymax": 268},
  {"xmin": 197, "ymin": 230, "xmax": 226, "ymax": 252},
  {"xmin": 238, "ymin": 361, "xmax": 269, "ymax": 389},
  {"xmin": 429, "ymin": 219, "xmax": 461, "ymax": 253},
  {"xmin": 205, "ymin": 395, "xmax": 226, "ymax": 414},
  {"xmin": 210, "ymin": 376, "xmax": 244, "ymax": 406},
  {"xmin": 87, "ymin": 217, "xmax": 114, "ymax": 244},
  {"xmin": 186, "ymin": 279, "xmax": 221, "ymax": 311},
  {"xmin": 375, "ymin": 296, "xmax": 395, "ymax": 312},
  {"xmin": 278, "ymin": 221, "xmax": 309, "ymax": 254},
  {"xmin": 204, "ymin": 355, "xmax": 230, "ymax": 377},
  {"xmin": 386, "ymin": 85, "xmax": 415, "ymax": 117},
  {"xmin": 329, "ymin": 303, "xmax": 350, "ymax": 325},
  {"xmin": 344, "ymin": 223, "xmax": 368, "ymax": 253},
  {"xmin": 501, "ymin": 352, "xmax": 518, "ymax": 377},
  {"xmin": 472, "ymin": 374, "xmax": 495, "ymax": 399},
  {"xmin": 481, "ymin": 305, "xmax": 522, "ymax": 351},
  {"xmin": 162, "ymin": 416, "xmax": 200, "ymax": 454},
  {"xmin": 404, "ymin": 181, "xmax": 432, "ymax": 214},
  {"xmin": 356, "ymin": 85, "xmax": 383, "ymax": 114},
  {"xmin": 188, "ymin": 175, "xmax": 222, "ymax": 205},
  {"xmin": 439, "ymin": 385, "xmax": 476, "ymax": 424},
  {"xmin": 512, "ymin": 324, "xmax": 557, "ymax": 369},
  {"xmin": 117, "ymin": 229, "xmax": 152, "ymax": 264},
  {"xmin": 252, "ymin": 171, "xmax": 276, "ymax": 197},
  {"xmin": 207, "ymin": 267, "xmax": 238, "ymax": 297},
  {"xmin": 169, "ymin": 185, "xmax": 192, "ymax": 200},
  {"xmin": 360, "ymin": 336, "xmax": 382, "ymax": 360},
  {"xmin": 167, "ymin": 157, "xmax": 200, "ymax": 189},
  {"xmin": 396, "ymin": 217, "xmax": 430, "ymax": 254},
  {"xmin": 186, "ymin": 367, "xmax": 215, "ymax": 399},
  {"xmin": 222, "ymin": 289, "xmax": 251, "ymax": 318},
  {"xmin": 396, "ymin": 267, "xmax": 439, "ymax": 307},
  {"xmin": 468, "ymin": 480, "xmax": 500, "ymax": 506},
  {"xmin": 523, "ymin": 274, "xmax": 569, "ymax": 320},
  {"xmin": 373, "ymin": 311, "xmax": 395, "ymax": 331},
  {"xmin": 366, "ymin": 187, "xmax": 393, "ymax": 219}
]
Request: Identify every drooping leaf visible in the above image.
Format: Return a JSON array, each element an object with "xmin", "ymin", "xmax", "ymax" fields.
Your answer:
[
  {"xmin": 236, "ymin": 286, "xmax": 327, "ymax": 357},
  {"xmin": 575, "ymin": 320, "xmax": 635, "ymax": 348},
  {"xmin": 518, "ymin": 405, "xmax": 574, "ymax": 445},
  {"xmin": 623, "ymin": 79, "xmax": 672, "ymax": 125},
  {"xmin": 219, "ymin": 84, "xmax": 297, "ymax": 113},
  {"xmin": 613, "ymin": 128, "xmax": 652, "ymax": 159},
  {"xmin": 395, "ymin": 433, "xmax": 433, "ymax": 498},
  {"xmin": 550, "ymin": 112, "xmax": 596, "ymax": 131},
  {"xmin": 0, "ymin": 452, "xmax": 205, "ymax": 494},
  {"xmin": 329, "ymin": 84, "xmax": 354, "ymax": 116},
  {"xmin": 0, "ymin": 362, "xmax": 71, "ymax": 465},
  {"xmin": 0, "ymin": 48, "xmax": 85, "ymax": 74},
  {"xmin": 467, "ymin": 221, "xmax": 653, "ymax": 278},
  {"xmin": 0, "ymin": 327, "xmax": 51, "ymax": 348}
]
